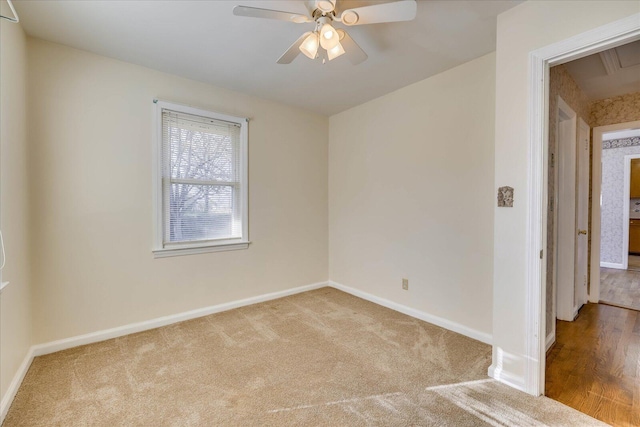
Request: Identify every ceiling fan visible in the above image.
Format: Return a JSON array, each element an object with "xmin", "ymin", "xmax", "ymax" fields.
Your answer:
[{"xmin": 233, "ymin": 0, "xmax": 417, "ymax": 65}]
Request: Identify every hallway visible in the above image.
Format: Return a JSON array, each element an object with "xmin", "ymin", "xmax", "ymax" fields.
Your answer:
[
  {"xmin": 600, "ymin": 267, "xmax": 640, "ymax": 311},
  {"xmin": 546, "ymin": 303, "xmax": 640, "ymax": 426}
]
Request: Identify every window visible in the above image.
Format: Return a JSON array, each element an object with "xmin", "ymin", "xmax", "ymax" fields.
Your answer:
[{"xmin": 153, "ymin": 101, "xmax": 248, "ymax": 257}]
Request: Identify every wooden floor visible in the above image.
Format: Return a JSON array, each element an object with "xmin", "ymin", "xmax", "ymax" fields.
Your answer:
[
  {"xmin": 546, "ymin": 303, "xmax": 640, "ymax": 426},
  {"xmin": 628, "ymin": 255, "xmax": 640, "ymax": 272},
  {"xmin": 601, "ymin": 267, "xmax": 640, "ymax": 311}
]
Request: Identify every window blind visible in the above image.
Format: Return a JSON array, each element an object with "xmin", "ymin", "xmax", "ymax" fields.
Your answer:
[{"xmin": 161, "ymin": 109, "xmax": 242, "ymax": 245}]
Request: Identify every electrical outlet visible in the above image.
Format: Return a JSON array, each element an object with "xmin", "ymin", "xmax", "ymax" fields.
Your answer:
[{"xmin": 402, "ymin": 278, "xmax": 409, "ymax": 290}]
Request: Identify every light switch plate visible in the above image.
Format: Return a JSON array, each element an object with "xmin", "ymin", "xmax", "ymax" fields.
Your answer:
[{"xmin": 498, "ymin": 186, "xmax": 514, "ymax": 207}]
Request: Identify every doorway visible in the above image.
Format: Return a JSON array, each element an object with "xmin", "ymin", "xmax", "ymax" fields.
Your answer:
[
  {"xmin": 524, "ymin": 14, "xmax": 640, "ymax": 399},
  {"xmin": 594, "ymin": 124, "xmax": 640, "ymax": 311},
  {"xmin": 553, "ymin": 98, "xmax": 588, "ymax": 323},
  {"xmin": 540, "ymin": 37, "xmax": 640, "ymax": 425},
  {"xmin": 554, "ymin": 98, "xmax": 577, "ymax": 322}
]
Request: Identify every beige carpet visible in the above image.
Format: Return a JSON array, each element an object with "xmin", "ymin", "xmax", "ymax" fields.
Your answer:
[{"xmin": 5, "ymin": 288, "xmax": 605, "ymax": 426}]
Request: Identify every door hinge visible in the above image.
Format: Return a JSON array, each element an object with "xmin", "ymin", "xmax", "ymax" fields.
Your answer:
[{"xmin": 540, "ymin": 250, "xmax": 543, "ymax": 259}]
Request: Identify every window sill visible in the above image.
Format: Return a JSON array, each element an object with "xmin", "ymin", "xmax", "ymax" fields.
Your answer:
[{"xmin": 153, "ymin": 241, "xmax": 250, "ymax": 258}]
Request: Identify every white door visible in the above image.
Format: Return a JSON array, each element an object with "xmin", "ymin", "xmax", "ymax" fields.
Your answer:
[
  {"xmin": 575, "ymin": 118, "xmax": 590, "ymax": 310},
  {"xmin": 556, "ymin": 97, "xmax": 577, "ymax": 321}
]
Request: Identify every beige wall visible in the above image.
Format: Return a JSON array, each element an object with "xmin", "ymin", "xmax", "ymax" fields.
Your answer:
[
  {"xmin": 27, "ymin": 39, "xmax": 328, "ymax": 344},
  {"xmin": 0, "ymin": 20, "xmax": 32, "ymax": 399},
  {"xmin": 329, "ymin": 53, "xmax": 496, "ymax": 338},
  {"xmin": 492, "ymin": 0, "xmax": 639, "ymax": 388}
]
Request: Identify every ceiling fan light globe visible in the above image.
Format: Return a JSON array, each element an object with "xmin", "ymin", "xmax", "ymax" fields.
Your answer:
[
  {"xmin": 327, "ymin": 42, "xmax": 345, "ymax": 61},
  {"xmin": 299, "ymin": 32, "xmax": 319, "ymax": 59},
  {"xmin": 319, "ymin": 23, "xmax": 339, "ymax": 50}
]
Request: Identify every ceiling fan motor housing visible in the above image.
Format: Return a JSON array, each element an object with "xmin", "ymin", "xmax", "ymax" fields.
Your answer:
[
  {"xmin": 317, "ymin": 0, "xmax": 336, "ymax": 13},
  {"xmin": 308, "ymin": 3, "xmax": 358, "ymax": 26},
  {"xmin": 306, "ymin": 0, "xmax": 338, "ymax": 19}
]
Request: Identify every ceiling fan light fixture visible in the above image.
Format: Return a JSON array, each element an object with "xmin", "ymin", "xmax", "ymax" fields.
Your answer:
[
  {"xmin": 327, "ymin": 41, "xmax": 345, "ymax": 61},
  {"xmin": 234, "ymin": 0, "xmax": 419, "ymax": 65},
  {"xmin": 316, "ymin": 0, "xmax": 336, "ymax": 13},
  {"xmin": 299, "ymin": 32, "xmax": 320, "ymax": 59},
  {"xmin": 319, "ymin": 23, "xmax": 339, "ymax": 50}
]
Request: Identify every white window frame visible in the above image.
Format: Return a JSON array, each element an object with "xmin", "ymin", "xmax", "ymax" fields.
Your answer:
[{"xmin": 152, "ymin": 100, "xmax": 249, "ymax": 258}]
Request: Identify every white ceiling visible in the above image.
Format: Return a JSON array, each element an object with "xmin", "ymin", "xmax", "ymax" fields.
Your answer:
[
  {"xmin": 563, "ymin": 39, "xmax": 640, "ymax": 102},
  {"xmin": 13, "ymin": 0, "xmax": 521, "ymax": 116}
]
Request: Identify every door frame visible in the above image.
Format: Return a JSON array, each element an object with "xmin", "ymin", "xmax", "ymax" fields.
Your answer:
[
  {"xmin": 576, "ymin": 117, "xmax": 590, "ymax": 309},
  {"xmin": 623, "ymin": 153, "xmax": 640, "ymax": 268},
  {"xmin": 524, "ymin": 13, "xmax": 640, "ymax": 396},
  {"xmin": 555, "ymin": 97, "xmax": 577, "ymax": 322},
  {"xmin": 589, "ymin": 120, "xmax": 640, "ymax": 276},
  {"xmin": 591, "ymin": 120, "xmax": 640, "ymax": 301}
]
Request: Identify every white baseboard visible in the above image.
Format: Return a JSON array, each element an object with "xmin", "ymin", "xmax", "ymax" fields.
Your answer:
[
  {"xmin": 327, "ymin": 281, "xmax": 492, "ymax": 345},
  {"xmin": 0, "ymin": 347, "xmax": 35, "ymax": 423},
  {"xmin": 600, "ymin": 261, "xmax": 624, "ymax": 269},
  {"xmin": 488, "ymin": 363, "xmax": 526, "ymax": 392},
  {"xmin": 0, "ymin": 280, "xmax": 327, "ymax": 423},
  {"xmin": 545, "ymin": 332, "xmax": 555, "ymax": 352}
]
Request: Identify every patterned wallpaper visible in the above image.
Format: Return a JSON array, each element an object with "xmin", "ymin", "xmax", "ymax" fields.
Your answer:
[
  {"xmin": 545, "ymin": 65, "xmax": 591, "ymax": 338},
  {"xmin": 603, "ymin": 136, "xmax": 640, "ymax": 149},
  {"xmin": 590, "ymin": 91, "xmax": 640, "ymax": 127},
  {"xmin": 600, "ymin": 145, "xmax": 640, "ymax": 265}
]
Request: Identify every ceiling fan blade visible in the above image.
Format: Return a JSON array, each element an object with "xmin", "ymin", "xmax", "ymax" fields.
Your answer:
[
  {"xmin": 277, "ymin": 32, "xmax": 313, "ymax": 64},
  {"xmin": 337, "ymin": 29, "xmax": 368, "ymax": 65},
  {"xmin": 339, "ymin": 0, "xmax": 417, "ymax": 26},
  {"xmin": 233, "ymin": 6, "xmax": 312, "ymax": 23}
]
